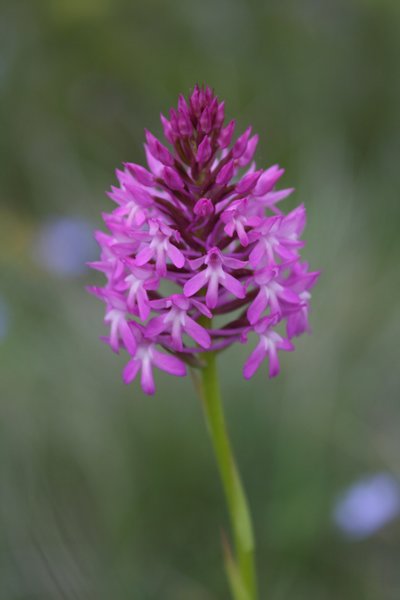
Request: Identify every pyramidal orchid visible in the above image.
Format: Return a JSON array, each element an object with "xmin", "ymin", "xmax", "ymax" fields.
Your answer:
[
  {"xmin": 89, "ymin": 86, "xmax": 318, "ymax": 394},
  {"xmin": 88, "ymin": 85, "xmax": 319, "ymax": 599}
]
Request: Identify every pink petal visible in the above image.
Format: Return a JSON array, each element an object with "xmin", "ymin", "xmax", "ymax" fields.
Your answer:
[
  {"xmin": 238, "ymin": 134, "xmax": 258, "ymax": 167},
  {"xmin": 216, "ymin": 160, "xmax": 235, "ymax": 185},
  {"xmin": 184, "ymin": 271, "xmax": 207, "ymax": 297},
  {"xmin": 86, "ymin": 285, "xmax": 104, "ymax": 299},
  {"xmin": 247, "ymin": 289, "xmax": 268, "ymax": 324},
  {"xmin": 236, "ymin": 221, "xmax": 249, "ymax": 246},
  {"xmin": 145, "ymin": 144, "xmax": 163, "ymax": 177},
  {"xmin": 220, "ymin": 272, "xmax": 245, "ymax": 299},
  {"xmin": 224, "ymin": 222, "xmax": 235, "ymax": 237},
  {"xmin": 141, "ymin": 359, "xmax": 156, "ymax": 395},
  {"xmin": 191, "ymin": 298, "xmax": 212, "ymax": 318},
  {"xmin": 152, "ymin": 350, "xmax": 187, "ymax": 376},
  {"xmin": 189, "ymin": 255, "xmax": 206, "ymax": 270},
  {"xmin": 261, "ymin": 188, "xmax": 294, "ymax": 206},
  {"xmin": 268, "ymin": 346, "xmax": 280, "ymax": 377},
  {"xmin": 109, "ymin": 319, "xmax": 120, "ymax": 353},
  {"xmin": 194, "ymin": 197, "xmax": 214, "ymax": 217},
  {"xmin": 123, "ymin": 358, "xmax": 141, "ymax": 384},
  {"xmin": 124, "ymin": 163, "xmax": 154, "ymax": 186},
  {"xmin": 155, "ymin": 248, "xmax": 167, "ymax": 275},
  {"xmin": 135, "ymin": 246, "xmax": 154, "ymax": 266},
  {"xmin": 232, "ymin": 126, "xmax": 252, "ymax": 159},
  {"xmin": 235, "ymin": 170, "xmax": 262, "ymax": 194},
  {"xmin": 145, "ymin": 130, "xmax": 174, "ymax": 166},
  {"xmin": 268, "ymin": 293, "xmax": 281, "ymax": 316},
  {"xmin": 243, "ymin": 342, "xmax": 267, "ymax": 379},
  {"xmin": 167, "ymin": 242, "xmax": 185, "ymax": 268},
  {"xmin": 162, "ymin": 167, "xmax": 184, "ymax": 191},
  {"xmin": 119, "ymin": 321, "xmax": 138, "ymax": 355},
  {"xmin": 200, "ymin": 107, "xmax": 212, "ymax": 133},
  {"xmin": 287, "ymin": 311, "xmax": 309, "ymax": 338},
  {"xmin": 253, "ymin": 165, "xmax": 284, "ymax": 196},
  {"xmin": 222, "ymin": 255, "xmax": 248, "ymax": 269},
  {"xmin": 275, "ymin": 245, "xmax": 299, "ymax": 261},
  {"xmin": 160, "ymin": 113, "xmax": 174, "ymax": 144},
  {"xmin": 135, "ymin": 208, "xmax": 147, "ymax": 227},
  {"xmin": 197, "ymin": 136, "xmax": 212, "ymax": 164},
  {"xmin": 249, "ymin": 241, "xmax": 265, "ymax": 266},
  {"xmin": 184, "ymin": 316, "xmax": 211, "ymax": 348},
  {"xmin": 146, "ymin": 316, "xmax": 167, "ymax": 337},
  {"xmin": 170, "ymin": 317, "xmax": 184, "ymax": 351},
  {"xmin": 218, "ymin": 120, "xmax": 235, "ymax": 148},
  {"xmin": 279, "ymin": 288, "xmax": 300, "ymax": 305},
  {"xmin": 136, "ymin": 287, "xmax": 151, "ymax": 321},
  {"xmin": 282, "ymin": 204, "xmax": 306, "ymax": 237},
  {"xmin": 278, "ymin": 338, "xmax": 295, "ymax": 352},
  {"xmin": 149, "ymin": 298, "xmax": 168, "ymax": 310},
  {"xmin": 205, "ymin": 274, "xmax": 220, "ymax": 308}
]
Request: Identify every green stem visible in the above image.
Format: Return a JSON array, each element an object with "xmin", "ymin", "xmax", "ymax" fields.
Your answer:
[{"xmin": 198, "ymin": 351, "xmax": 258, "ymax": 599}]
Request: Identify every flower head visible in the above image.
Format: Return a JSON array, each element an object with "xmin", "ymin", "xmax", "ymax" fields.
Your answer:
[{"xmin": 89, "ymin": 85, "xmax": 319, "ymax": 394}]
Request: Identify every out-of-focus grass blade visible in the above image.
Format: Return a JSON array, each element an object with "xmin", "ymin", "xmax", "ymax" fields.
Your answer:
[{"xmin": 221, "ymin": 531, "xmax": 251, "ymax": 600}]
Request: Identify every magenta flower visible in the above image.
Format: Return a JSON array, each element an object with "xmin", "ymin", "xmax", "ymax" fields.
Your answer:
[
  {"xmin": 122, "ymin": 325, "xmax": 186, "ymax": 395},
  {"xmin": 243, "ymin": 316, "xmax": 295, "ymax": 379},
  {"xmin": 89, "ymin": 85, "xmax": 319, "ymax": 394},
  {"xmin": 184, "ymin": 248, "xmax": 246, "ymax": 309}
]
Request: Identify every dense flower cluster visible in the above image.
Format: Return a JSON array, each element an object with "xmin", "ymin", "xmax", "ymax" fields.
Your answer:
[{"xmin": 89, "ymin": 86, "xmax": 319, "ymax": 394}]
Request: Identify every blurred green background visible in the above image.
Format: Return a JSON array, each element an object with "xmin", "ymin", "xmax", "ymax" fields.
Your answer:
[{"xmin": 1, "ymin": 0, "xmax": 400, "ymax": 598}]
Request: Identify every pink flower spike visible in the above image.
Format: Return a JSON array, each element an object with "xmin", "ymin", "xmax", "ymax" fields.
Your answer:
[{"xmin": 89, "ymin": 86, "xmax": 318, "ymax": 390}]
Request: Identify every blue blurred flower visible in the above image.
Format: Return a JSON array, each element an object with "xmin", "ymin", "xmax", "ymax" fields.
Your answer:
[
  {"xmin": 33, "ymin": 217, "xmax": 97, "ymax": 277},
  {"xmin": 333, "ymin": 473, "xmax": 400, "ymax": 539}
]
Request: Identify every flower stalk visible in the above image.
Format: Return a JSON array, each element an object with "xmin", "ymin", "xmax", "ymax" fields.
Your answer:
[{"xmin": 199, "ymin": 349, "xmax": 257, "ymax": 599}]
